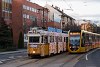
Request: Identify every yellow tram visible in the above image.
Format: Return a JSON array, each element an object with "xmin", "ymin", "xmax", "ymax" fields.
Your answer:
[
  {"xmin": 68, "ymin": 30, "xmax": 100, "ymax": 53},
  {"xmin": 27, "ymin": 28, "xmax": 68, "ymax": 58}
]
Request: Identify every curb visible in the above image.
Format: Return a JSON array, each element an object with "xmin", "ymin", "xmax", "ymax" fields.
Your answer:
[{"xmin": 0, "ymin": 49, "xmax": 27, "ymax": 55}]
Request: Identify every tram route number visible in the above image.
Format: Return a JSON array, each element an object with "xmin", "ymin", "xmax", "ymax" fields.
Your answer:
[{"xmin": 30, "ymin": 45, "xmax": 37, "ymax": 48}]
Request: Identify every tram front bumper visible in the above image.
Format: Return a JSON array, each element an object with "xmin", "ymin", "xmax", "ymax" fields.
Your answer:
[{"xmin": 28, "ymin": 47, "xmax": 41, "ymax": 55}]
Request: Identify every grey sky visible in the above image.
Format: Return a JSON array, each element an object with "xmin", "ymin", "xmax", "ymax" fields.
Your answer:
[{"xmin": 31, "ymin": 0, "xmax": 100, "ymax": 24}]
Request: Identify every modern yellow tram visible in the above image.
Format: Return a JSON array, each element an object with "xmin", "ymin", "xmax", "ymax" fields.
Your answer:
[
  {"xmin": 27, "ymin": 28, "xmax": 68, "ymax": 58},
  {"xmin": 68, "ymin": 30, "xmax": 100, "ymax": 53}
]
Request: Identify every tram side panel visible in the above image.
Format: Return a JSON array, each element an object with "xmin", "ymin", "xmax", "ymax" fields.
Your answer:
[
  {"xmin": 49, "ymin": 35, "xmax": 57, "ymax": 55},
  {"xmin": 62, "ymin": 34, "xmax": 68, "ymax": 52},
  {"xmin": 40, "ymin": 35, "xmax": 49, "ymax": 56}
]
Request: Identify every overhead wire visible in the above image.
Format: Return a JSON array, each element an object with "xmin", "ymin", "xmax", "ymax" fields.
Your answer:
[{"xmin": 62, "ymin": 0, "xmax": 73, "ymax": 11}]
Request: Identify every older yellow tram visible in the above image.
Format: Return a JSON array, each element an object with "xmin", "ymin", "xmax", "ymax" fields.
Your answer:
[
  {"xmin": 68, "ymin": 30, "xmax": 100, "ymax": 53},
  {"xmin": 27, "ymin": 28, "xmax": 68, "ymax": 58}
]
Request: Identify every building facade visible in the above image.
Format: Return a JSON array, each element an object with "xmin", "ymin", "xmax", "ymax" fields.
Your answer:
[
  {"xmin": 45, "ymin": 4, "xmax": 62, "ymax": 29},
  {"xmin": 45, "ymin": 4, "xmax": 76, "ymax": 31},
  {"xmin": 61, "ymin": 13, "xmax": 75, "ymax": 30},
  {"xmin": 0, "ymin": 0, "xmax": 48, "ymax": 48},
  {"xmin": 81, "ymin": 22, "xmax": 94, "ymax": 32},
  {"xmin": 22, "ymin": 0, "xmax": 48, "ymax": 33}
]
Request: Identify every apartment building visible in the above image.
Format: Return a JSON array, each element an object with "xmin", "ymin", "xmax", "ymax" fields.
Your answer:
[{"xmin": 0, "ymin": 0, "xmax": 48, "ymax": 48}]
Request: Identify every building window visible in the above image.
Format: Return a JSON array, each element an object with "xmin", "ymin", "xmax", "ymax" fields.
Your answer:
[
  {"xmin": 27, "ymin": 15, "xmax": 29, "ymax": 19},
  {"xmin": 9, "ymin": 0, "xmax": 12, "ymax": 4},
  {"xmin": 23, "ymin": 5, "xmax": 27, "ymax": 10},
  {"xmin": 2, "ymin": 0, "xmax": 12, "ymax": 19},
  {"xmin": 32, "ymin": 8, "xmax": 34, "ymax": 12},
  {"xmin": 27, "ymin": 0, "xmax": 30, "ymax": 2},
  {"xmin": 2, "ymin": 0, "xmax": 12, "ymax": 4},
  {"xmin": 26, "ymin": 6, "xmax": 30, "ymax": 10},
  {"xmin": 23, "ymin": 14, "xmax": 27, "ymax": 18},
  {"xmin": 29, "ymin": 7, "xmax": 32, "ymax": 11},
  {"xmin": 30, "ymin": 15, "xmax": 36, "ymax": 22}
]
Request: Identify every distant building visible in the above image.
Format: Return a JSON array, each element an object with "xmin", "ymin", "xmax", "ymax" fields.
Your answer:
[
  {"xmin": 81, "ymin": 21, "xmax": 94, "ymax": 32},
  {"xmin": 45, "ymin": 4, "xmax": 62, "ymax": 29},
  {"xmin": 61, "ymin": 13, "xmax": 75, "ymax": 30},
  {"xmin": 45, "ymin": 4, "xmax": 75, "ymax": 31}
]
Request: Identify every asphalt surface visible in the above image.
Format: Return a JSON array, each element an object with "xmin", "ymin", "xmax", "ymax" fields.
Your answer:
[
  {"xmin": 0, "ymin": 49, "xmax": 27, "ymax": 64},
  {"xmin": 0, "ymin": 48, "xmax": 100, "ymax": 67},
  {"xmin": 74, "ymin": 48, "xmax": 100, "ymax": 67},
  {"xmin": 0, "ymin": 52, "xmax": 83, "ymax": 67}
]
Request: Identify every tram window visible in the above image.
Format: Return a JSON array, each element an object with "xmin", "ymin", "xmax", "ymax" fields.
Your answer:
[
  {"xmin": 60, "ymin": 37, "xmax": 62, "ymax": 42},
  {"xmin": 58, "ymin": 37, "xmax": 61, "ymax": 42},
  {"xmin": 50, "ymin": 36, "xmax": 52, "ymax": 42},
  {"xmin": 92, "ymin": 35, "xmax": 95, "ymax": 42},
  {"xmin": 81, "ymin": 33, "xmax": 85, "ymax": 47},
  {"xmin": 29, "ymin": 36, "xmax": 40, "ymax": 43},
  {"xmin": 82, "ymin": 33, "xmax": 85, "ymax": 40},
  {"xmin": 82, "ymin": 39, "xmax": 85, "ymax": 47},
  {"xmin": 53, "ymin": 36, "xmax": 54, "ymax": 42},
  {"xmin": 66, "ymin": 37, "xmax": 68, "ymax": 43},
  {"xmin": 85, "ymin": 34, "xmax": 89, "ymax": 42},
  {"xmin": 44, "ymin": 36, "xmax": 48, "ymax": 43},
  {"xmin": 41, "ymin": 36, "xmax": 43, "ymax": 43},
  {"xmin": 64, "ymin": 37, "xmax": 66, "ymax": 42},
  {"xmin": 56, "ymin": 36, "xmax": 58, "ymax": 43},
  {"xmin": 89, "ymin": 35, "xmax": 92, "ymax": 45},
  {"xmin": 50, "ymin": 36, "xmax": 54, "ymax": 42},
  {"xmin": 41, "ymin": 36, "xmax": 48, "ymax": 43}
]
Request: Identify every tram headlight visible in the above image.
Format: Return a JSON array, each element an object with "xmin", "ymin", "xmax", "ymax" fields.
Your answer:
[
  {"xmin": 33, "ymin": 51, "xmax": 35, "ymax": 53},
  {"xmin": 70, "ymin": 46, "xmax": 71, "ymax": 48},
  {"xmin": 76, "ymin": 46, "xmax": 79, "ymax": 48}
]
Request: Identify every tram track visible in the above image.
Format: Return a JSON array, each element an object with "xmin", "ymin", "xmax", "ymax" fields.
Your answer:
[
  {"xmin": 39, "ymin": 53, "xmax": 83, "ymax": 67},
  {"xmin": 0, "ymin": 56, "xmax": 41, "ymax": 67},
  {"xmin": 0, "ymin": 52, "xmax": 84, "ymax": 67},
  {"xmin": 17, "ymin": 59, "xmax": 40, "ymax": 67},
  {"xmin": 16, "ymin": 53, "xmax": 68, "ymax": 67},
  {"xmin": 39, "ymin": 53, "xmax": 68, "ymax": 67},
  {"xmin": 59, "ymin": 55, "xmax": 79, "ymax": 67},
  {"xmin": 38, "ymin": 53, "xmax": 83, "ymax": 67}
]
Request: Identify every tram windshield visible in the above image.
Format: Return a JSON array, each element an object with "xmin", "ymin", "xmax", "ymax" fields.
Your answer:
[
  {"xmin": 70, "ymin": 35, "xmax": 80, "ymax": 46},
  {"xmin": 29, "ymin": 36, "xmax": 40, "ymax": 43}
]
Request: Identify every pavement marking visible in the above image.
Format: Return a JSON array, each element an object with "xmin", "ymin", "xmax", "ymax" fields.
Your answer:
[
  {"xmin": 85, "ymin": 49, "xmax": 98, "ymax": 60},
  {"xmin": 6, "ymin": 59, "xmax": 11, "ymax": 61},
  {"xmin": 8, "ymin": 56, "xmax": 15, "ymax": 59},
  {"xmin": 17, "ymin": 56, "xmax": 23, "ymax": 58},
  {"xmin": 86, "ymin": 66, "xmax": 96, "ymax": 67},
  {"xmin": 1, "ymin": 59, "xmax": 7, "ymax": 62},
  {"xmin": 0, "ymin": 61, "xmax": 3, "ymax": 64}
]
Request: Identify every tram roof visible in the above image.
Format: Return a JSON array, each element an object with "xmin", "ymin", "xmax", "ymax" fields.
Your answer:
[
  {"xmin": 69, "ymin": 30, "xmax": 81, "ymax": 32},
  {"xmin": 82, "ymin": 30, "xmax": 100, "ymax": 36},
  {"xmin": 69, "ymin": 30, "xmax": 100, "ymax": 36}
]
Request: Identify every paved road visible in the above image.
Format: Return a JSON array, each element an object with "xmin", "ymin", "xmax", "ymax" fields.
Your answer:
[
  {"xmin": 0, "ymin": 49, "xmax": 27, "ymax": 64},
  {"xmin": 74, "ymin": 48, "xmax": 100, "ymax": 67},
  {"xmin": 0, "ymin": 48, "xmax": 100, "ymax": 67},
  {"xmin": 0, "ymin": 52, "xmax": 83, "ymax": 67}
]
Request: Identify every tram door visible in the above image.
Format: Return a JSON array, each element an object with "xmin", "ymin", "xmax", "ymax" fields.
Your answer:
[{"xmin": 40, "ymin": 35, "xmax": 49, "ymax": 56}]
